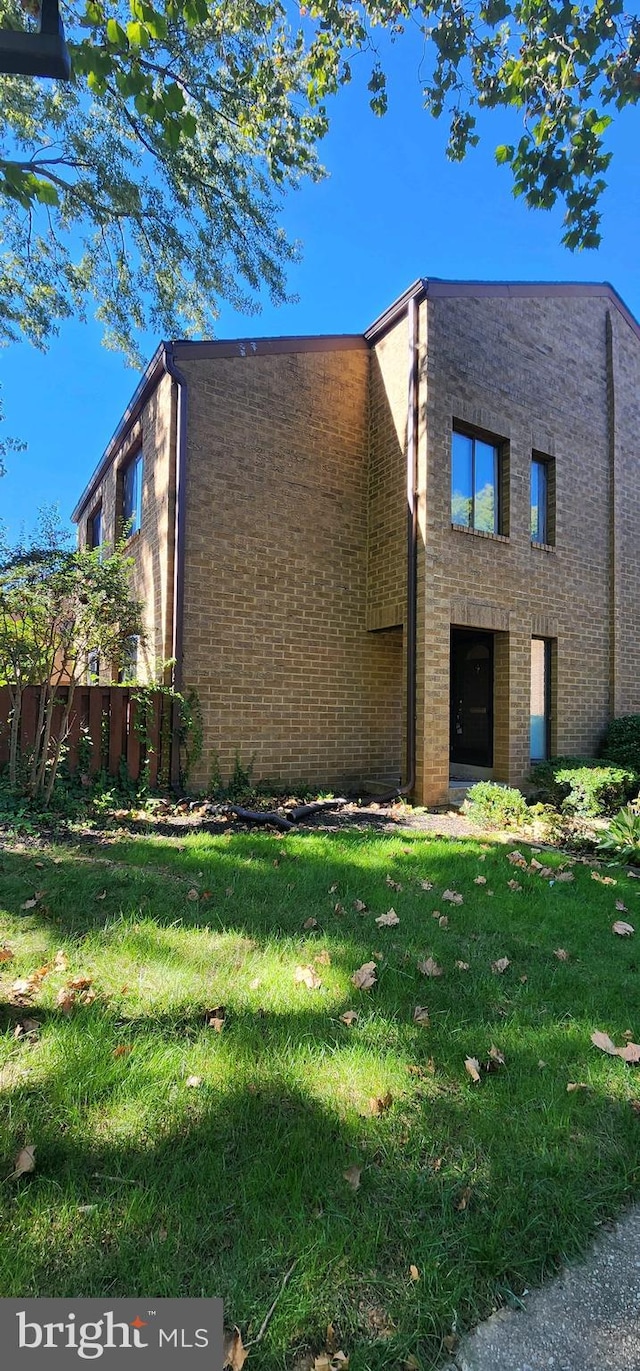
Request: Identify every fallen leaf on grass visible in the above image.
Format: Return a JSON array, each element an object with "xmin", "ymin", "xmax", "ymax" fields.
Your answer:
[
  {"xmin": 186, "ymin": 889, "xmax": 199, "ymax": 902},
  {"xmin": 591, "ymin": 1030, "xmax": 619, "ymax": 1056},
  {"xmin": 53, "ymin": 950, "xmax": 68, "ymax": 971},
  {"xmin": 442, "ymin": 889, "xmax": 463, "ymax": 905},
  {"xmin": 223, "ymin": 1327, "xmax": 249, "ymax": 1370},
  {"xmin": 13, "ymin": 1018, "xmax": 40, "ymax": 1039},
  {"xmin": 375, "ymin": 909, "xmax": 399, "ymax": 928},
  {"xmin": 353, "ymin": 900, "xmax": 367, "ymax": 913},
  {"xmin": 315, "ymin": 950, "xmax": 331, "ymax": 966},
  {"xmin": 0, "ymin": 947, "xmax": 13, "ymax": 963},
  {"xmin": 455, "ymin": 1186, "xmax": 472, "ymax": 1211},
  {"xmin": 443, "ymin": 1335, "xmax": 458, "ymax": 1354},
  {"xmin": 295, "ymin": 965, "xmax": 322, "ymax": 990},
  {"xmin": 508, "ymin": 852, "xmax": 527, "ymax": 867},
  {"xmin": 249, "ymin": 978, "xmax": 261, "ymax": 991},
  {"xmin": 343, "ymin": 1165, "xmax": 361, "ymax": 1191},
  {"xmin": 591, "ymin": 871, "xmax": 616, "ymax": 886},
  {"xmin": 507, "ymin": 880, "xmax": 522, "ymax": 892},
  {"xmin": 314, "ymin": 1354, "xmax": 349, "ymax": 1371},
  {"xmin": 386, "ymin": 875, "xmax": 403, "ymax": 892},
  {"xmin": 402, "ymin": 1357, "xmax": 421, "ymax": 1371},
  {"xmin": 328, "ymin": 884, "xmax": 338, "ymax": 894},
  {"xmin": 630, "ymin": 1100, "xmax": 640, "ymax": 1114},
  {"xmin": 56, "ymin": 989, "xmax": 76, "ymax": 1015},
  {"xmin": 491, "ymin": 957, "xmax": 511, "ymax": 975},
  {"xmin": 487, "ymin": 1045, "xmax": 505, "ymax": 1070},
  {"xmin": 409, "ymin": 1265, "xmax": 420, "ymax": 1282},
  {"xmin": 613, "ymin": 921, "xmax": 634, "ymax": 937},
  {"xmin": 419, "ymin": 879, "xmax": 433, "ymax": 891},
  {"xmin": 417, "ymin": 957, "xmax": 443, "ymax": 978},
  {"xmin": 618, "ymin": 1042, "xmax": 640, "ymax": 1064},
  {"xmin": 12, "ymin": 1144, "xmax": 36, "ymax": 1179},
  {"xmin": 303, "ymin": 917, "xmax": 318, "ymax": 930},
  {"xmin": 340, "ymin": 1011, "xmax": 358, "ymax": 1026},
  {"xmin": 465, "ymin": 1057, "xmax": 481, "ymax": 1084},
  {"xmin": 112, "ymin": 1045, "xmax": 132, "ymax": 1059},
  {"xmin": 616, "ymin": 900, "xmax": 629, "ymax": 912},
  {"xmin": 455, "ymin": 960, "xmax": 470, "ymax": 971},
  {"xmin": 474, "ymin": 876, "xmax": 487, "ymax": 885},
  {"xmin": 555, "ymin": 871, "xmax": 575, "ymax": 883},
  {"xmin": 186, "ymin": 1075, "xmax": 203, "ymax": 1088},
  {"xmin": 351, "ymin": 962, "xmax": 377, "ymax": 990},
  {"xmin": 333, "ymin": 903, "xmax": 345, "ymax": 916},
  {"xmin": 567, "ymin": 1083, "xmax": 589, "ymax": 1092},
  {"xmin": 57, "ymin": 977, "xmax": 95, "ymax": 1014},
  {"xmin": 205, "ymin": 1006, "xmax": 226, "ymax": 1031},
  {"xmin": 413, "ymin": 1006, "xmax": 430, "ymax": 1027},
  {"xmin": 369, "ymin": 1092, "xmax": 393, "ymax": 1115},
  {"xmin": 554, "ymin": 948, "xmax": 569, "ymax": 961},
  {"xmin": 95, "ymin": 890, "xmax": 107, "ymax": 901},
  {"xmin": 20, "ymin": 891, "xmax": 45, "ymax": 910},
  {"xmin": 438, "ymin": 915, "xmax": 449, "ymax": 929}
]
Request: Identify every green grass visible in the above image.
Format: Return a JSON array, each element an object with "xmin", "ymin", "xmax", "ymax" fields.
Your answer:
[{"xmin": 0, "ymin": 826, "xmax": 639, "ymax": 1369}]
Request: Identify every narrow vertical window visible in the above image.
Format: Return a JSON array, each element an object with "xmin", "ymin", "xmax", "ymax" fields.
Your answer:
[
  {"xmin": 88, "ymin": 507, "xmax": 102, "ymax": 550},
  {"xmin": 451, "ymin": 428, "xmax": 500, "ymax": 533},
  {"xmin": 530, "ymin": 638, "xmax": 550, "ymax": 761},
  {"xmin": 122, "ymin": 451, "xmax": 143, "ymax": 536},
  {"xmin": 531, "ymin": 459, "xmax": 548, "ymax": 543}
]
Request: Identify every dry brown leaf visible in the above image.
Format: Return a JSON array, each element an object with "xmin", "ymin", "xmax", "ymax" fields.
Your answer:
[
  {"xmin": 409, "ymin": 1264, "xmax": 420, "ymax": 1282},
  {"xmin": 333, "ymin": 903, "xmax": 345, "ymax": 916},
  {"xmin": 555, "ymin": 871, "xmax": 575, "ymax": 883},
  {"xmin": 443, "ymin": 1335, "xmax": 458, "ymax": 1354},
  {"xmin": 431, "ymin": 910, "xmax": 441, "ymax": 920},
  {"xmin": 12, "ymin": 1144, "xmax": 36, "ymax": 1179},
  {"xmin": 618, "ymin": 1042, "xmax": 640, "ymax": 1064},
  {"xmin": 413, "ymin": 1006, "xmax": 430, "ymax": 1027},
  {"xmin": 95, "ymin": 889, "xmax": 107, "ymax": 901},
  {"xmin": 554, "ymin": 948, "xmax": 569, "ymax": 961},
  {"xmin": 375, "ymin": 909, "xmax": 399, "ymax": 928},
  {"xmin": 442, "ymin": 889, "xmax": 463, "ymax": 905},
  {"xmin": 20, "ymin": 890, "xmax": 45, "ymax": 910},
  {"xmin": 340, "ymin": 1010, "xmax": 358, "ymax": 1026},
  {"xmin": 628, "ymin": 869, "xmax": 640, "ymax": 879},
  {"xmin": 591, "ymin": 1029, "xmax": 619, "ymax": 1056},
  {"xmin": 613, "ymin": 921, "xmax": 635, "ymax": 937},
  {"xmin": 455, "ymin": 1186, "xmax": 472, "ymax": 1211},
  {"xmin": 615, "ymin": 899, "xmax": 629, "ymax": 912},
  {"xmin": 369, "ymin": 1091, "xmax": 393, "ymax": 1116},
  {"xmin": 507, "ymin": 880, "xmax": 522, "ymax": 892},
  {"xmin": 538, "ymin": 1059, "xmax": 547, "ymax": 1069},
  {"xmin": 386, "ymin": 875, "xmax": 403, "ymax": 891},
  {"xmin": 520, "ymin": 974, "xmax": 528, "ymax": 983},
  {"xmin": 487, "ymin": 1044, "xmax": 506, "ymax": 1069},
  {"xmin": 351, "ymin": 962, "xmax": 377, "ymax": 991},
  {"xmin": 13, "ymin": 1018, "xmax": 40, "ymax": 1039},
  {"xmin": 294, "ymin": 965, "xmax": 322, "ymax": 990},
  {"xmin": 464, "ymin": 1057, "xmax": 481, "ymax": 1084},
  {"xmin": 223, "ymin": 1327, "xmax": 249, "ymax": 1371},
  {"xmin": 56, "ymin": 988, "xmax": 76, "ymax": 1015},
  {"xmin": 303, "ymin": 917, "xmax": 318, "ymax": 930},
  {"xmin": 591, "ymin": 871, "xmax": 616, "ymax": 885},
  {"xmin": 474, "ymin": 876, "xmax": 487, "ymax": 885},
  {"xmin": 455, "ymin": 960, "xmax": 470, "ymax": 971},
  {"xmin": 353, "ymin": 900, "xmax": 367, "ymax": 913},
  {"xmin": 186, "ymin": 888, "xmax": 199, "ymax": 902},
  {"xmin": 438, "ymin": 915, "xmax": 449, "ymax": 929},
  {"xmin": 402, "ymin": 1356, "xmax": 421, "ymax": 1371},
  {"xmin": 508, "ymin": 851, "xmax": 526, "ymax": 867},
  {"xmin": 567, "ymin": 1082, "xmax": 588, "ymax": 1092},
  {"xmin": 491, "ymin": 957, "xmax": 511, "ymax": 975},
  {"xmin": 112, "ymin": 1045, "xmax": 132, "ymax": 1058},
  {"xmin": 419, "ymin": 879, "xmax": 433, "ymax": 891},
  {"xmin": 186, "ymin": 1075, "xmax": 203, "ymax": 1088},
  {"xmin": 328, "ymin": 884, "xmax": 338, "ymax": 894},
  {"xmin": 0, "ymin": 946, "xmax": 14, "ymax": 963},
  {"xmin": 206, "ymin": 1006, "xmax": 226, "ymax": 1031},
  {"xmin": 343, "ymin": 1164, "xmax": 361, "ymax": 1191},
  {"xmin": 315, "ymin": 950, "xmax": 331, "ymax": 966},
  {"xmin": 68, "ymin": 976, "xmax": 92, "ymax": 992},
  {"xmin": 53, "ymin": 949, "xmax": 68, "ymax": 971},
  {"xmin": 417, "ymin": 957, "xmax": 443, "ymax": 978}
]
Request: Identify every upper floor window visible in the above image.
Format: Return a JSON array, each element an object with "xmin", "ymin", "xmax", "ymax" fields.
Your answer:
[
  {"xmin": 122, "ymin": 451, "xmax": 143, "ymax": 537},
  {"xmin": 451, "ymin": 428, "xmax": 502, "ymax": 534},
  {"xmin": 88, "ymin": 507, "xmax": 102, "ymax": 550},
  {"xmin": 531, "ymin": 453, "xmax": 555, "ymax": 545}
]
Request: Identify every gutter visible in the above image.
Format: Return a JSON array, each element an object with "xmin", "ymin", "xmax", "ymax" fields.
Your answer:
[{"xmin": 162, "ymin": 343, "xmax": 188, "ymax": 788}]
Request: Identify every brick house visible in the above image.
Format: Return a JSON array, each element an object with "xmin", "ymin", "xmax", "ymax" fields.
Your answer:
[{"xmin": 71, "ymin": 278, "xmax": 640, "ymax": 806}]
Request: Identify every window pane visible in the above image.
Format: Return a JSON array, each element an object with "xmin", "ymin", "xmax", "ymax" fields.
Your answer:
[
  {"xmin": 530, "ymin": 638, "xmax": 548, "ymax": 760},
  {"xmin": 531, "ymin": 460, "xmax": 547, "ymax": 543},
  {"xmin": 474, "ymin": 440, "xmax": 497, "ymax": 533},
  {"xmin": 451, "ymin": 432, "xmax": 472, "ymax": 526},
  {"xmin": 123, "ymin": 455, "xmax": 143, "ymax": 534}
]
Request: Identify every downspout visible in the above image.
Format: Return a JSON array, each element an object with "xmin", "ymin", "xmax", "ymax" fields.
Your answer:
[
  {"xmin": 162, "ymin": 342, "xmax": 188, "ymax": 788},
  {"xmin": 397, "ymin": 294, "xmax": 419, "ymax": 797}
]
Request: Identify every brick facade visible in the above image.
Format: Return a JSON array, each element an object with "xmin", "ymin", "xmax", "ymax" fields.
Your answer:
[{"xmin": 72, "ymin": 281, "xmax": 640, "ymax": 803}]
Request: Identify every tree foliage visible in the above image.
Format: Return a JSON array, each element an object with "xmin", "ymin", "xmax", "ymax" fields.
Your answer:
[
  {"xmin": 0, "ymin": 529, "xmax": 143, "ymax": 798},
  {"xmin": 0, "ymin": 0, "xmax": 637, "ymax": 360}
]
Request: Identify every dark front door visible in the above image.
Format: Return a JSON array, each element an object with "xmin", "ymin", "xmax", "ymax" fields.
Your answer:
[{"xmin": 450, "ymin": 628, "xmax": 494, "ymax": 767}]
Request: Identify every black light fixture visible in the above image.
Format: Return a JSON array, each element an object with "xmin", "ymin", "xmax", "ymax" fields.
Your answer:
[{"xmin": 0, "ymin": 0, "xmax": 71, "ymax": 78}]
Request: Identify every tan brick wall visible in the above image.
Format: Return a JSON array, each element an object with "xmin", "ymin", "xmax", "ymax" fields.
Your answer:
[
  {"xmin": 74, "ymin": 372, "xmax": 176, "ymax": 681},
  {"xmin": 180, "ymin": 347, "xmax": 403, "ymax": 792},
  {"xmin": 609, "ymin": 310, "xmax": 640, "ymax": 717},
  {"xmin": 408, "ymin": 291, "xmax": 638, "ymax": 804}
]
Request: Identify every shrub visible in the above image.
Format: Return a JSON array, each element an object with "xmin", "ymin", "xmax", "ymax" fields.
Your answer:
[
  {"xmin": 598, "ymin": 804, "xmax": 640, "ymax": 864},
  {"xmin": 463, "ymin": 782, "xmax": 531, "ymax": 830},
  {"xmin": 530, "ymin": 757, "xmax": 637, "ymax": 817},
  {"xmin": 600, "ymin": 715, "xmax": 640, "ymax": 776}
]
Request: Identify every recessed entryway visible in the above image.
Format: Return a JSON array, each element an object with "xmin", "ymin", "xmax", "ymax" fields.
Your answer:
[{"xmin": 450, "ymin": 627, "xmax": 494, "ymax": 772}]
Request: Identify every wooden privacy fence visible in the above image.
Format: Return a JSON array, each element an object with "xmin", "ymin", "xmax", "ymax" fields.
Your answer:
[{"xmin": 0, "ymin": 685, "xmax": 177, "ymax": 786}]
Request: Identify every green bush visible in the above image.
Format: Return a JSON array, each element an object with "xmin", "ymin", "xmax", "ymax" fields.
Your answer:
[
  {"xmin": 463, "ymin": 781, "xmax": 531, "ymax": 830},
  {"xmin": 598, "ymin": 803, "xmax": 640, "ymax": 864},
  {"xmin": 600, "ymin": 715, "xmax": 640, "ymax": 776},
  {"xmin": 530, "ymin": 756, "xmax": 637, "ymax": 817}
]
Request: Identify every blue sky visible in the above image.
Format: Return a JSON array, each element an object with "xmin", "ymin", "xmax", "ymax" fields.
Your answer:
[{"xmin": 1, "ymin": 34, "xmax": 639, "ymax": 541}]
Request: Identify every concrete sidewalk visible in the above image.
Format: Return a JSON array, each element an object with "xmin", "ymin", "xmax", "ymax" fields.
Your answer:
[{"xmin": 444, "ymin": 1209, "xmax": 640, "ymax": 1371}]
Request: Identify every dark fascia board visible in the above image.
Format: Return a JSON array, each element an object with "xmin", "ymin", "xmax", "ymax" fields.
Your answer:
[
  {"xmin": 71, "ymin": 333, "xmax": 367, "ymax": 523},
  {"xmin": 364, "ymin": 276, "xmax": 640, "ymax": 344}
]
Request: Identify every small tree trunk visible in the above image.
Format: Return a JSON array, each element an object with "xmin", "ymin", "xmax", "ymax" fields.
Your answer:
[
  {"xmin": 7, "ymin": 682, "xmax": 22, "ymax": 790},
  {"xmin": 32, "ymin": 687, "xmax": 55, "ymax": 798},
  {"xmin": 44, "ymin": 684, "xmax": 75, "ymax": 805},
  {"xmin": 29, "ymin": 685, "xmax": 48, "ymax": 794}
]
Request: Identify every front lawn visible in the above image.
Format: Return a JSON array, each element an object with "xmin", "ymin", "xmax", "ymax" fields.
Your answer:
[{"xmin": 0, "ymin": 826, "xmax": 639, "ymax": 1370}]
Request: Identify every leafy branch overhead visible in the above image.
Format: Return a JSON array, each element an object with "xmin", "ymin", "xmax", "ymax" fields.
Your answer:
[{"xmin": 0, "ymin": 0, "xmax": 638, "ymax": 359}]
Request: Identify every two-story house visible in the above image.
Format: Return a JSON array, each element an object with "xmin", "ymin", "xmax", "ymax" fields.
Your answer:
[{"xmin": 71, "ymin": 278, "xmax": 640, "ymax": 806}]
